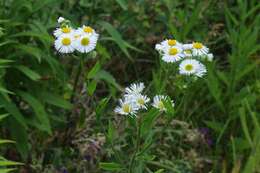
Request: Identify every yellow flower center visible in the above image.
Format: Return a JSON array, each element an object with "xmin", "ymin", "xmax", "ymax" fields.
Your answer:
[
  {"xmin": 193, "ymin": 42, "xmax": 203, "ymax": 49},
  {"xmin": 169, "ymin": 48, "xmax": 178, "ymax": 55},
  {"xmin": 185, "ymin": 64, "xmax": 193, "ymax": 71},
  {"xmin": 137, "ymin": 98, "xmax": 145, "ymax": 105},
  {"xmin": 158, "ymin": 101, "xmax": 165, "ymax": 110},
  {"xmin": 83, "ymin": 26, "xmax": 93, "ymax": 33},
  {"xmin": 168, "ymin": 39, "xmax": 176, "ymax": 46},
  {"xmin": 81, "ymin": 37, "xmax": 90, "ymax": 46},
  {"xmin": 184, "ymin": 49, "xmax": 192, "ymax": 54},
  {"xmin": 61, "ymin": 38, "xmax": 71, "ymax": 45},
  {"xmin": 74, "ymin": 34, "xmax": 80, "ymax": 39},
  {"xmin": 122, "ymin": 104, "xmax": 131, "ymax": 113},
  {"xmin": 61, "ymin": 27, "xmax": 71, "ymax": 33}
]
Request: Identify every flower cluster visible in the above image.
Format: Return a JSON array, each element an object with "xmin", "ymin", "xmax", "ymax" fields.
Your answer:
[
  {"xmin": 53, "ymin": 17, "xmax": 99, "ymax": 54},
  {"xmin": 114, "ymin": 82, "xmax": 174, "ymax": 117},
  {"xmin": 155, "ymin": 39, "xmax": 214, "ymax": 77}
]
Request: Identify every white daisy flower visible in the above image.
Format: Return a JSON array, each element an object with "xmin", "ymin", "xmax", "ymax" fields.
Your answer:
[
  {"xmin": 192, "ymin": 42, "xmax": 209, "ymax": 56},
  {"xmin": 155, "ymin": 43, "xmax": 164, "ymax": 53},
  {"xmin": 182, "ymin": 43, "xmax": 193, "ymax": 50},
  {"xmin": 57, "ymin": 17, "xmax": 65, "ymax": 23},
  {"xmin": 179, "ymin": 59, "xmax": 207, "ymax": 77},
  {"xmin": 162, "ymin": 46, "xmax": 185, "ymax": 63},
  {"xmin": 76, "ymin": 25, "xmax": 98, "ymax": 37},
  {"xmin": 53, "ymin": 26, "xmax": 74, "ymax": 38},
  {"xmin": 126, "ymin": 94, "xmax": 150, "ymax": 110},
  {"xmin": 125, "ymin": 82, "xmax": 145, "ymax": 95},
  {"xmin": 155, "ymin": 39, "xmax": 182, "ymax": 53},
  {"xmin": 73, "ymin": 33, "xmax": 98, "ymax": 53},
  {"xmin": 54, "ymin": 34, "xmax": 75, "ymax": 53},
  {"xmin": 114, "ymin": 99, "xmax": 139, "ymax": 116},
  {"xmin": 152, "ymin": 95, "xmax": 174, "ymax": 112}
]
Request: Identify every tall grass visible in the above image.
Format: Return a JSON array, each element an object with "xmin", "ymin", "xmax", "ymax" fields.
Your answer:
[{"xmin": 0, "ymin": 0, "xmax": 259, "ymax": 172}]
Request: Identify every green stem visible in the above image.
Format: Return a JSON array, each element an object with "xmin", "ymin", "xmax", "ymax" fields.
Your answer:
[
  {"xmin": 70, "ymin": 57, "xmax": 84, "ymax": 103},
  {"xmin": 129, "ymin": 117, "xmax": 141, "ymax": 173}
]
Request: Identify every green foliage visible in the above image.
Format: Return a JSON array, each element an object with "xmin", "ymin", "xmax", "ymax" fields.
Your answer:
[{"xmin": 0, "ymin": 0, "xmax": 259, "ymax": 173}]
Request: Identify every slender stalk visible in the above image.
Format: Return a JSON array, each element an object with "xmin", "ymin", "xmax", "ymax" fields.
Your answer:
[
  {"xmin": 129, "ymin": 116, "xmax": 141, "ymax": 173},
  {"xmin": 64, "ymin": 55, "xmax": 85, "ymax": 142},
  {"xmin": 70, "ymin": 57, "xmax": 84, "ymax": 103}
]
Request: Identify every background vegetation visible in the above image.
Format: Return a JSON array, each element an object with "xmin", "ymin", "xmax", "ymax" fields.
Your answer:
[{"xmin": 0, "ymin": 0, "xmax": 259, "ymax": 172}]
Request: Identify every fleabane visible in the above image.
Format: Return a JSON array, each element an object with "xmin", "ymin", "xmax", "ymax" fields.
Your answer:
[
  {"xmin": 53, "ymin": 26, "xmax": 74, "ymax": 38},
  {"xmin": 162, "ymin": 46, "xmax": 185, "ymax": 63},
  {"xmin": 114, "ymin": 99, "xmax": 139, "ymax": 117},
  {"xmin": 125, "ymin": 82, "xmax": 145, "ymax": 95},
  {"xmin": 74, "ymin": 33, "xmax": 98, "ymax": 53},
  {"xmin": 126, "ymin": 94, "xmax": 150, "ymax": 110},
  {"xmin": 155, "ymin": 39, "xmax": 182, "ymax": 53},
  {"xmin": 54, "ymin": 33, "xmax": 75, "ymax": 53},
  {"xmin": 179, "ymin": 59, "xmax": 207, "ymax": 77},
  {"xmin": 76, "ymin": 25, "xmax": 98, "ymax": 37},
  {"xmin": 192, "ymin": 42, "xmax": 209, "ymax": 56},
  {"xmin": 152, "ymin": 95, "xmax": 174, "ymax": 112}
]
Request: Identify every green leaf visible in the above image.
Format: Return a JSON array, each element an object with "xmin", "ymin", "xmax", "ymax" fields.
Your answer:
[
  {"xmin": 86, "ymin": 80, "xmax": 97, "ymax": 96},
  {"xmin": 87, "ymin": 61, "xmax": 101, "ymax": 79},
  {"xmin": 10, "ymin": 31, "xmax": 52, "ymax": 45},
  {"xmin": 0, "ymin": 168, "xmax": 17, "ymax": 173},
  {"xmin": 0, "ymin": 94, "xmax": 27, "ymax": 128},
  {"xmin": 0, "ymin": 59, "xmax": 14, "ymax": 64},
  {"xmin": 107, "ymin": 121, "xmax": 116, "ymax": 142},
  {"xmin": 94, "ymin": 70, "xmax": 122, "ymax": 90},
  {"xmin": 115, "ymin": 0, "xmax": 128, "ymax": 10},
  {"xmin": 155, "ymin": 169, "xmax": 165, "ymax": 173},
  {"xmin": 0, "ymin": 113, "xmax": 9, "ymax": 121},
  {"xmin": 8, "ymin": 118, "xmax": 29, "ymax": 159},
  {"xmin": 18, "ymin": 91, "xmax": 52, "ymax": 134},
  {"xmin": 99, "ymin": 162, "xmax": 123, "ymax": 171},
  {"xmin": 0, "ymin": 160, "xmax": 23, "ymax": 166},
  {"xmin": 40, "ymin": 91, "xmax": 72, "ymax": 110},
  {"xmin": 0, "ymin": 139, "xmax": 15, "ymax": 145},
  {"xmin": 15, "ymin": 65, "xmax": 41, "ymax": 81},
  {"xmin": 16, "ymin": 45, "xmax": 42, "ymax": 62},
  {"xmin": 239, "ymin": 106, "xmax": 253, "ymax": 148},
  {"xmin": 140, "ymin": 109, "xmax": 160, "ymax": 137},
  {"xmin": 0, "ymin": 86, "xmax": 14, "ymax": 95},
  {"xmin": 204, "ymin": 120, "xmax": 223, "ymax": 133},
  {"xmin": 206, "ymin": 65, "xmax": 224, "ymax": 111},
  {"xmin": 95, "ymin": 97, "xmax": 110, "ymax": 121},
  {"xmin": 98, "ymin": 21, "xmax": 131, "ymax": 59}
]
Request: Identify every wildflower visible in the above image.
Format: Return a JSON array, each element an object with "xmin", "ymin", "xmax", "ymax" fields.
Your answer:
[
  {"xmin": 155, "ymin": 39, "xmax": 182, "ymax": 53},
  {"xmin": 126, "ymin": 94, "xmax": 150, "ymax": 110},
  {"xmin": 192, "ymin": 42, "xmax": 209, "ymax": 56},
  {"xmin": 57, "ymin": 17, "xmax": 65, "ymax": 23},
  {"xmin": 182, "ymin": 43, "xmax": 193, "ymax": 50},
  {"xmin": 76, "ymin": 25, "xmax": 98, "ymax": 36},
  {"xmin": 179, "ymin": 59, "xmax": 206, "ymax": 77},
  {"xmin": 155, "ymin": 43, "xmax": 164, "ymax": 53},
  {"xmin": 53, "ymin": 26, "xmax": 74, "ymax": 38},
  {"xmin": 114, "ymin": 99, "xmax": 139, "ymax": 116},
  {"xmin": 125, "ymin": 82, "xmax": 145, "ymax": 95},
  {"xmin": 162, "ymin": 46, "xmax": 185, "ymax": 63},
  {"xmin": 152, "ymin": 95, "xmax": 173, "ymax": 112},
  {"xmin": 54, "ymin": 34, "xmax": 75, "ymax": 53},
  {"xmin": 74, "ymin": 33, "xmax": 98, "ymax": 53}
]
